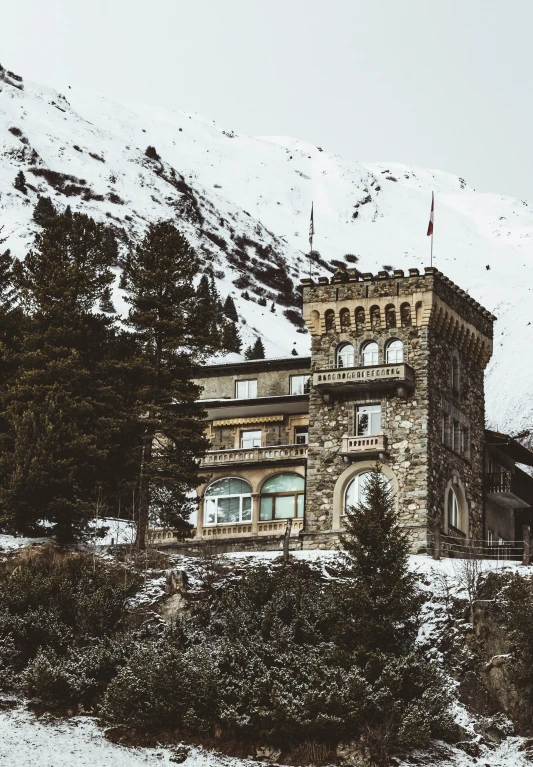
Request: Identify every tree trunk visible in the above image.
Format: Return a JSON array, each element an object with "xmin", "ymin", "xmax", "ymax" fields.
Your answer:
[{"xmin": 135, "ymin": 429, "xmax": 153, "ymax": 551}]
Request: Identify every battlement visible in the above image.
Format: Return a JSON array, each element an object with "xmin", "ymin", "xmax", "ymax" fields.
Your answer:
[{"xmin": 301, "ymin": 265, "xmax": 494, "ymax": 351}]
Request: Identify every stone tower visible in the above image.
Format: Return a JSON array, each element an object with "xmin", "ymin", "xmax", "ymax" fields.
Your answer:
[{"xmin": 301, "ymin": 266, "xmax": 495, "ymax": 553}]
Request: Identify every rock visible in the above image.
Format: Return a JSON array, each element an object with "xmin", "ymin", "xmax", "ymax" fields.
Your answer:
[{"xmin": 169, "ymin": 744, "xmax": 190, "ymax": 763}]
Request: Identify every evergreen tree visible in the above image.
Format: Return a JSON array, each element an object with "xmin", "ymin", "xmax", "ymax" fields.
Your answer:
[
  {"xmin": 270, "ymin": 301, "xmax": 276, "ymax": 313},
  {"xmin": 221, "ymin": 319, "xmax": 242, "ymax": 354},
  {"xmin": 0, "ymin": 211, "xmax": 133, "ymax": 542},
  {"xmin": 99, "ymin": 284, "xmax": 116, "ymax": 314},
  {"xmin": 14, "ymin": 171, "xmax": 26, "ymax": 193},
  {"xmin": 244, "ymin": 338, "xmax": 265, "ymax": 360},
  {"xmin": 120, "ymin": 221, "xmax": 210, "ymax": 549},
  {"xmin": 145, "ymin": 146, "xmax": 160, "ymax": 161},
  {"xmin": 33, "ymin": 197, "xmax": 56, "ymax": 227},
  {"xmin": 191, "ymin": 274, "xmax": 222, "ymax": 351},
  {"xmin": 223, "ymin": 295, "xmax": 238, "ymax": 321},
  {"xmin": 341, "ymin": 464, "xmax": 421, "ymax": 658}
]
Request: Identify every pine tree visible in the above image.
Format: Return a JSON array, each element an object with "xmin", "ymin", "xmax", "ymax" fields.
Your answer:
[
  {"xmin": 0, "ymin": 211, "xmax": 132, "ymax": 542},
  {"xmin": 243, "ymin": 344, "xmax": 254, "ymax": 360},
  {"xmin": 221, "ymin": 319, "xmax": 242, "ymax": 354},
  {"xmin": 270, "ymin": 302, "xmax": 276, "ymax": 313},
  {"xmin": 145, "ymin": 146, "xmax": 160, "ymax": 161},
  {"xmin": 99, "ymin": 284, "xmax": 116, "ymax": 314},
  {"xmin": 223, "ymin": 295, "xmax": 238, "ymax": 322},
  {"xmin": 14, "ymin": 171, "xmax": 26, "ymax": 193},
  {"xmin": 120, "ymin": 221, "xmax": 210, "ymax": 549},
  {"xmin": 33, "ymin": 197, "xmax": 56, "ymax": 227},
  {"xmin": 252, "ymin": 338, "xmax": 265, "ymax": 359},
  {"xmin": 341, "ymin": 464, "xmax": 421, "ymax": 658},
  {"xmin": 191, "ymin": 275, "xmax": 222, "ymax": 351}
]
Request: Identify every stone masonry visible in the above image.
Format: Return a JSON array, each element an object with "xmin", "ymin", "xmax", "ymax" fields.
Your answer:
[{"xmin": 301, "ymin": 266, "xmax": 494, "ymax": 553}]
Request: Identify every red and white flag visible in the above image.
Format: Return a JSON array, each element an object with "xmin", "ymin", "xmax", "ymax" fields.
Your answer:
[{"xmin": 427, "ymin": 192, "xmax": 434, "ymax": 236}]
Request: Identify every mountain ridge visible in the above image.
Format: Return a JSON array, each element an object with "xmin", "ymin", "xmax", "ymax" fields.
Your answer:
[{"xmin": 1, "ymin": 64, "xmax": 532, "ymax": 434}]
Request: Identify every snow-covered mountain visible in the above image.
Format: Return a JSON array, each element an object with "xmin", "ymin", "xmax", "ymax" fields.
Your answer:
[{"xmin": 1, "ymin": 64, "xmax": 532, "ymax": 434}]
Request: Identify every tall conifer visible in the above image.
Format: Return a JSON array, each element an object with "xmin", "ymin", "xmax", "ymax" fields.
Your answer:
[{"xmin": 120, "ymin": 221, "xmax": 209, "ymax": 549}]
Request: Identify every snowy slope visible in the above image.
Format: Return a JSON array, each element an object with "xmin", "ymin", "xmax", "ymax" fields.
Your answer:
[{"xmin": 1, "ymin": 65, "xmax": 533, "ymax": 433}]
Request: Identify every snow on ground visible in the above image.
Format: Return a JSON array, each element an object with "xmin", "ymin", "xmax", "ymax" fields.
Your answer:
[
  {"xmin": 0, "ymin": 704, "xmax": 258, "ymax": 767},
  {"xmin": 0, "ymin": 533, "xmax": 47, "ymax": 552}
]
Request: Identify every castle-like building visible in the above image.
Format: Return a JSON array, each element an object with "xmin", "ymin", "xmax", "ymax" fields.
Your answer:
[{"xmin": 154, "ymin": 266, "xmax": 533, "ymax": 556}]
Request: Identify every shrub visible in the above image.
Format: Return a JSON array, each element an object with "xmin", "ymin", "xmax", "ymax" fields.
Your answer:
[{"xmin": 145, "ymin": 146, "xmax": 160, "ymax": 161}]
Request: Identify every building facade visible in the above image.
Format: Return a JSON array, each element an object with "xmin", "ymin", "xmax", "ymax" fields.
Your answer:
[{"xmin": 151, "ymin": 266, "xmax": 533, "ymax": 556}]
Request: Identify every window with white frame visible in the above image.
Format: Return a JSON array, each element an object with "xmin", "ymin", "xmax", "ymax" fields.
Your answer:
[
  {"xmin": 235, "ymin": 379, "xmax": 257, "ymax": 399},
  {"xmin": 355, "ymin": 404, "xmax": 381, "ymax": 436},
  {"xmin": 337, "ymin": 343, "xmax": 355, "ymax": 368},
  {"xmin": 204, "ymin": 478, "xmax": 252, "ymax": 525},
  {"xmin": 294, "ymin": 426, "xmax": 308, "ymax": 445},
  {"xmin": 260, "ymin": 474, "xmax": 305, "ymax": 520},
  {"xmin": 361, "ymin": 341, "xmax": 379, "ymax": 366},
  {"xmin": 290, "ymin": 374, "xmax": 310, "ymax": 395},
  {"xmin": 344, "ymin": 472, "xmax": 391, "ymax": 511},
  {"xmin": 240, "ymin": 430, "xmax": 261, "ymax": 449},
  {"xmin": 447, "ymin": 487, "xmax": 460, "ymax": 529},
  {"xmin": 487, "ymin": 529, "xmax": 494, "ymax": 545},
  {"xmin": 386, "ymin": 339, "xmax": 404, "ymax": 364}
]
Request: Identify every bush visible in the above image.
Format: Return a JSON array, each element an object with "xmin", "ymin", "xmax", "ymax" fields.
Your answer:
[
  {"xmin": 145, "ymin": 146, "xmax": 160, "ymax": 161},
  {"xmin": 0, "ymin": 549, "xmax": 138, "ymax": 700}
]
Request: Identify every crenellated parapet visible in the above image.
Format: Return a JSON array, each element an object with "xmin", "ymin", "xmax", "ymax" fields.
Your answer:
[{"xmin": 302, "ymin": 266, "xmax": 494, "ymax": 369}]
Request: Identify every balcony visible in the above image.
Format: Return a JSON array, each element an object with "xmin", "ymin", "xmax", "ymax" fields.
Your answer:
[
  {"xmin": 202, "ymin": 518, "xmax": 304, "ymax": 539},
  {"xmin": 201, "ymin": 444, "xmax": 308, "ymax": 467},
  {"xmin": 313, "ymin": 363, "xmax": 415, "ymax": 396},
  {"xmin": 486, "ymin": 471, "xmax": 533, "ymax": 509},
  {"xmin": 341, "ymin": 434, "xmax": 387, "ymax": 457}
]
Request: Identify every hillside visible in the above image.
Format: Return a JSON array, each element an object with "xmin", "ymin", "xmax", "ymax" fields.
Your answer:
[{"xmin": 1, "ymin": 64, "xmax": 533, "ymax": 433}]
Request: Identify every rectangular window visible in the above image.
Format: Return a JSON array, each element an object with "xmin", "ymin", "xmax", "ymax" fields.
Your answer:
[
  {"xmin": 452, "ymin": 421, "xmax": 461, "ymax": 452},
  {"xmin": 355, "ymin": 404, "xmax": 381, "ymax": 436},
  {"xmin": 294, "ymin": 426, "xmax": 308, "ymax": 445},
  {"xmin": 240, "ymin": 430, "xmax": 261, "ymax": 449},
  {"xmin": 442, "ymin": 414, "xmax": 450, "ymax": 446},
  {"xmin": 487, "ymin": 529, "xmax": 494, "ymax": 546},
  {"xmin": 235, "ymin": 379, "xmax": 257, "ymax": 399},
  {"xmin": 290, "ymin": 375, "xmax": 310, "ymax": 395},
  {"xmin": 498, "ymin": 536, "xmax": 504, "ymax": 546}
]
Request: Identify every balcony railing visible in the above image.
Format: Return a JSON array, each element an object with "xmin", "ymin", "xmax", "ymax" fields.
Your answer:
[
  {"xmin": 341, "ymin": 434, "xmax": 387, "ymax": 455},
  {"xmin": 201, "ymin": 444, "xmax": 308, "ymax": 466},
  {"xmin": 202, "ymin": 518, "xmax": 304, "ymax": 538},
  {"xmin": 486, "ymin": 471, "xmax": 533, "ymax": 509},
  {"xmin": 313, "ymin": 363, "xmax": 415, "ymax": 395}
]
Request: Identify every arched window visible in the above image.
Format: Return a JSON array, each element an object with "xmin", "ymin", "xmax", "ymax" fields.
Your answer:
[
  {"xmin": 344, "ymin": 472, "xmax": 391, "ymax": 512},
  {"xmin": 386, "ymin": 339, "xmax": 404, "ymax": 364},
  {"xmin": 325, "ymin": 309, "xmax": 335, "ymax": 332},
  {"xmin": 400, "ymin": 303, "xmax": 412, "ymax": 327},
  {"xmin": 355, "ymin": 308, "xmax": 365, "ymax": 332},
  {"xmin": 339, "ymin": 308, "xmax": 351, "ymax": 330},
  {"xmin": 447, "ymin": 487, "xmax": 459, "ymax": 529},
  {"xmin": 385, "ymin": 305, "xmax": 397, "ymax": 329},
  {"xmin": 370, "ymin": 306, "xmax": 381, "ymax": 330},
  {"xmin": 361, "ymin": 341, "xmax": 379, "ymax": 366},
  {"xmin": 337, "ymin": 343, "xmax": 355, "ymax": 368},
  {"xmin": 310, "ymin": 310, "xmax": 320, "ymax": 334},
  {"xmin": 260, "ymin": 473, "xmax": 304, "ymax": 520},
  {"xmin": 204, "ymin": 477, "xmax": 252, "ymax": 525}
]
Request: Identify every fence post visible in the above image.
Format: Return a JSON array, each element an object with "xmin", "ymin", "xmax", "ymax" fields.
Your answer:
[
  {"xmin": 523, "ymin": 525, "xmax": 531, "ymax": 566},
  {"xmin": 433, "ymin": 526, "xmax": 441, "ymax": 560},
  {"xmin": 283, "ymin": 518, "xmax": 293, "ymax": 563}
]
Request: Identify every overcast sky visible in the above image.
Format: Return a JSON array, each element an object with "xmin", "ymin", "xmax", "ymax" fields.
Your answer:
[{"xmin": 3, "ymin": 0, "xmax": 533, "ymax": 200}]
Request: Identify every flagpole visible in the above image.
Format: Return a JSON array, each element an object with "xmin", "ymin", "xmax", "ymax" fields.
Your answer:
[{"xmin": 309, "ymin": 201, "xmax": 314, "ymax": 280}]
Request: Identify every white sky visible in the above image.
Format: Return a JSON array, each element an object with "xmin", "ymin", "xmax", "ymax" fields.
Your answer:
[{"xmin": 2, "ymin": 0, "xmax": 533, "ymax": 200}]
